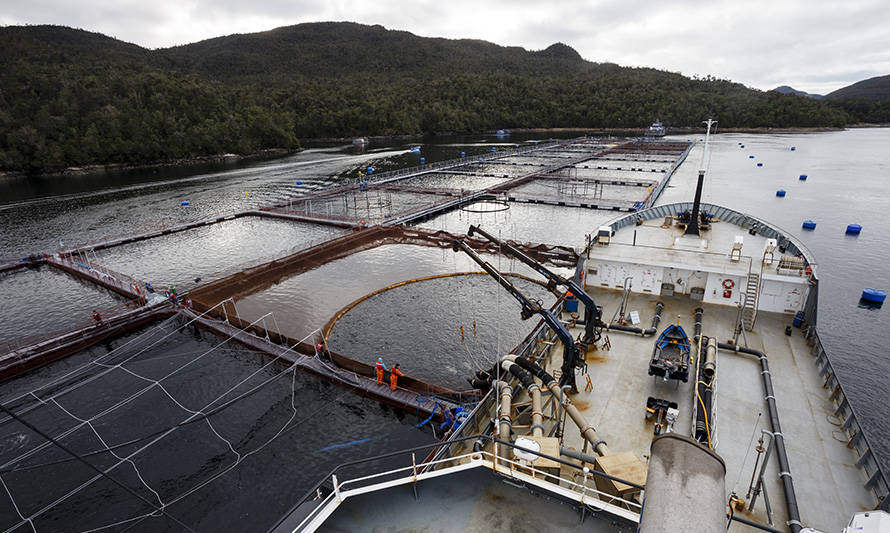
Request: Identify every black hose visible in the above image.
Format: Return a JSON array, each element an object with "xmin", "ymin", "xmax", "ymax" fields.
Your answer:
[
  {"xmin": 717, "ymin": 342, "xmax": 802, "ymax": 533},
  {"xmin": 510, "ymin": 356, "xmax": 556, "ymax": 388},
  {"xmin": 505, "ymin": 362, "xmax": 537, "ymax": 392},
  {"xmin": 605, "ymin": 301, "xmax": 664, "ymax": 336}
]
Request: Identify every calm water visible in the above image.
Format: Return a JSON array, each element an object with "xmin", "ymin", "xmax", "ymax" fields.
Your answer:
[
  {"xmin": 232, "ymin": 243, "xmax": 570, "ymax": 341},
  {"xmin": 327, "ymin": 274, "xmax": 557, "ymax": 389},
  {"xmin": 1, "ymin": 128, "xmax": 889, "ymax": 529},
  {"xmin": 0, "ymin": 265, "xmax": 129, "ymax": 344},
  {"xmin": 93, "ymin": 216, "xmax": 342, "ymax": 287},
  {"xmin": 417, "ymin": 200, "xmax": 615, "ymax": 248}
]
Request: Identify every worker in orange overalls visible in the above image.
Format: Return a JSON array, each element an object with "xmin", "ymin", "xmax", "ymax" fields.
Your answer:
[
  {"xmin": 375, "ymin": 357, "xmax": 387, "ymax": 385},
  {"xmin": 390, "ymin": 363, "xmax": 404, "ymax": 391}
]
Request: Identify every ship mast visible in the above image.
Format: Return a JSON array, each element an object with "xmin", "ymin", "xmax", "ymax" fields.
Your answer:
[{"xmin": 684, "ymin": 118, "xmax": 717, "ymax": 237}]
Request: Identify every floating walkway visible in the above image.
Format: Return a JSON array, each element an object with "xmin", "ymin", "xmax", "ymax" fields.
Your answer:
[{"xmin": 186, "ymin": 310, "xmax": 460, "ymax": 420}]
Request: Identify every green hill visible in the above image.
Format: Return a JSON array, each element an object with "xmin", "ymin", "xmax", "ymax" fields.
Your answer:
[
  {"xmin": 825, "ymin": 75, "xmax": 890, "ymax": 100},
  {"xmin": 0, "ymin": 22, "xmax": 863, "ymax": 173}
]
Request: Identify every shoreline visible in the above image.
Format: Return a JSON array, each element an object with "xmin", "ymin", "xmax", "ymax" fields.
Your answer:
[
  {"xmin": 0, "ymin": 148, "xmax": 300, "ymax": 180},
  {"xmin": 4, "ymin": 124, "xmax": 887, "ymax": 178}
]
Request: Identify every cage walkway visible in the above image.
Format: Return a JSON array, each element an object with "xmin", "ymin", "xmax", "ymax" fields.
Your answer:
[{"xmin": 187, "ymin": 311, "xmax": 458, "ymax": 420}]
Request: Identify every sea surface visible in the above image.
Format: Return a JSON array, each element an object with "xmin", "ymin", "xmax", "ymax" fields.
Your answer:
[{"xmin": 0, "ymin": 129, "xmax": 888, "ymax": 530}]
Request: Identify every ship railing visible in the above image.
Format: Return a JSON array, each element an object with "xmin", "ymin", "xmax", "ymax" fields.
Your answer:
[
  {"xmin": 606, "ymin": 202, "xmax": 819, "ymax": 268},
  {"xmin": 807, "ymin": 326, "xmax": 890, "ymax": 502},
  {"xmin": 279, "ymin": 434, "xmax": 642, "ymax": 533}
]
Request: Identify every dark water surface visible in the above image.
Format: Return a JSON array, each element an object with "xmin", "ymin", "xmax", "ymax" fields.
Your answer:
[
  {"xmin": 0, "ymin": 324, "xmax": 435, "ymax": 532},
  {"xmin": 327, "ymin": 274, "xmax": 557, "ymax": 390},
  {"xmin": 93, "ymin": 216, "xmax": 341, "ymax": 287},
  {"xmin": 0, "ymin": 265, "xmax": 129, "ymax": 344}
]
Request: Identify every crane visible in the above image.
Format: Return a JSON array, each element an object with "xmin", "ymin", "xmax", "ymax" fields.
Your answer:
[
  {"xmin": 467, "ymin": 224, "xmax": 603, "ymax": 346},
  {"xmin": 452, "ymin": 238, "xmax": 581, "ymax": 392}
]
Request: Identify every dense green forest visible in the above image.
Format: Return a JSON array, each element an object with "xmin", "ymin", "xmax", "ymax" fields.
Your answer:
[{"xmin": 0, "ymin": 23, "xmax": 884, "ymax": 173}]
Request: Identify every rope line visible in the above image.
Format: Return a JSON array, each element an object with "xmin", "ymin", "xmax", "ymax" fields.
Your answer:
[
  {"xmin": 0, "ymin": 299, "xmax": 236, "ymax": 426},
  {"xmin": 0, "ymin": 313, "xmax": 322, "ymax": 533}
]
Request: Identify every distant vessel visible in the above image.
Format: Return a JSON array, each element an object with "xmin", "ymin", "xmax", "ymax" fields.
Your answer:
[
  {"xmin": 646, "ymin": 120, "xmax": 666, "ymax": 137},
  {"xmin": 352, "ymin": 137, "xmax": 369, "ymax": 145}
]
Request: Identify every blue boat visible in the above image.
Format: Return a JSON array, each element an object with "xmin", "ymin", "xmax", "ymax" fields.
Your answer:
[{"xmin": 648, "ymin": 324, "xmax": 691, "ymax": 381}]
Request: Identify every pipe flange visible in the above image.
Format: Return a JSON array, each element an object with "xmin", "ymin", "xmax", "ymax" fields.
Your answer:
[
  {"xmin": 592, "ymin": 439, "xmax": 607, "ymax": 450},
  {"xmin": 778, "ymin": 471, "xmax": 792, "ymax": 479},
  {"xmin": 787, "ymin": 520, "xmax": 803, "ymax": 527},
  {"xmin": 530, "ymin": 424, "xmax": 546, "ymax": 433},
  {"xmin": 580, "ymin": 425, "xmax": 596, "ymax": 435}
]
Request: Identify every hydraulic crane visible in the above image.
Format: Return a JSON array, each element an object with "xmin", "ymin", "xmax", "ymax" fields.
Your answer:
[
  {"xmin": 452, "ymin": 238, "xmax": 582, "ymax": 392},
  {"xmin": 467, "ymin": 224, "xmax": 603, "ymax": 346}
]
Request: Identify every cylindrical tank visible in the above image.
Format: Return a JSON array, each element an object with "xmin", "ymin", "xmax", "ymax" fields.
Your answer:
[{"xmin": 639, "ymin": 434, "xmax": 726, "ymax": 533}]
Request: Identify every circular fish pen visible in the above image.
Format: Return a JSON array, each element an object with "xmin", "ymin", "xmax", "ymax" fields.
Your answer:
[
  {"xmin": 323, "ymin": 272, "xmax": 559, "ymax": 390},
  {"xmin": 459, "ymin": 200, "xmax": 510, "ymax": 213}
]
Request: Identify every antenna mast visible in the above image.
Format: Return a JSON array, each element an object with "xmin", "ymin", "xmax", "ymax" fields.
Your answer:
[{"xmin": 684, "ymin": 118, "xmax": 717, "ymax": 237}]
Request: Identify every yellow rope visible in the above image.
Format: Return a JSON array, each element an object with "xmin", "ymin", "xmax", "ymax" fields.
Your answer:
[
  {"xmin": 696, "ymin": 381, "xmax": 713, "ymax": 449},
  {"xmin": 323, "ymin": 271, "xmax": 556, "ymax": 341}
]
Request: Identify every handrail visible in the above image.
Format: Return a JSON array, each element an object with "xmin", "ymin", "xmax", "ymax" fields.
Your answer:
[
  {"xmin": 808, "ymin": 327, "xmax": 890, "ymax": 501},
  {"xmin": 274, "ymin": 433, "xmax": 645, "ymax": 533},
  {"xmin": 604, "ymin": 202, "xmax": 819, "ymax": 269}
]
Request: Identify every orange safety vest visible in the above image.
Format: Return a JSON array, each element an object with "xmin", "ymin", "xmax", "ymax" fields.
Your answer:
[
  {"xmin": 376, "ymin": 361, "xmax": 385, "ymax": 384},
  {"xmin": 390, "ymin": 368, "xmax": 404, "ymax": 390}
]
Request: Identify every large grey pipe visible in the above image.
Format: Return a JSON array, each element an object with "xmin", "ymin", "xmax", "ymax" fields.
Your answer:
[
  {"xmin": 495, "ymin": 380, "xmax": 513, "ymax": 461},
  {"xmin": 717, "ymin": 342, "xmax": 802, "ymax": 533},
  {"xmin": 639, "ymin": 433, "xmax": 726, "ymax": 533},
  {"xmin": 505, "ymin": 355, "xmax": 609, "ymax": 456},
  {"xmin": 503, "ymin": 360, "xmax": 544, "ymax": 437}
]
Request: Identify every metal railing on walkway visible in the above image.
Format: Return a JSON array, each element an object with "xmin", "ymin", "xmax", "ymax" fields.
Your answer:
[{"xmin": 277, "ymin": 434, "xmax": 642, "ymax": 533}]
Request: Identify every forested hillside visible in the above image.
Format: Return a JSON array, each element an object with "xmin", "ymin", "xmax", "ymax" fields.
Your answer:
[{"xmin": 0, "ymin": 22, "xmax": 878, "ymax": 173}]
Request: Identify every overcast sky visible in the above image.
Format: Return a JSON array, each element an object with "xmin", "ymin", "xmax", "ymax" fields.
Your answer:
[{"xmin": 2, "ymin": 0, "xmax": 888, "ymax": 94}]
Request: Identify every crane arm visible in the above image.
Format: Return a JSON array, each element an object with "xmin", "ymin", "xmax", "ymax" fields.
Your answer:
[
  {"xmin": 452, "ymin": 238, "xmax": 580, "ymax": 391},
  {"xmin": 467, "ymin": 224, "xmax": 602, "ymax": 343}
]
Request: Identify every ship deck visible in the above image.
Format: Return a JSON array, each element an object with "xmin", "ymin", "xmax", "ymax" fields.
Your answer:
[{"xmin": 545, "ymin": 288, "xmax": 873, "ymax": 532}]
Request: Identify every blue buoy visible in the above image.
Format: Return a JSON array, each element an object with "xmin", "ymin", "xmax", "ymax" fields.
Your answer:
[
  {"xmin": 491, "ymin": 146, "xmax": 497, "ymax": 152},
  {"xmin": 738, "ymin": 142, "xmax": 742, "ymax": 145},
  {"xmin": 791, "ymin": 146, "xmax": 796, "ymax": 151},
  {"xmin": 846, "ymin": 224, "xmax": 862, "ymax": 235},
  {"xmin": 367, "ymin": 166, "xmax": 374, "ymax": 174},
  {"xmin": 420, "ymin": 157, "xmax": 425, "ymax": 164},
  {"xmin": 802, "ymin": 220, "xmax": 816, "ymax": 230},
  {"xmin": 757, "ymin": 162, "xmax": 763, "ymax": 167},
  {"xmin": 861, "ymin": 288, "xmax": 886, "ymax": 303},
  {"xmin": 295, "ymin": 180, "xmax": 303, "ymax": 186},
  {"xmin": 180, "ymin": 201, "xmax": 189, "ymax": 206},
  {"xmin": 776, "ymin": 190, "xmax": 786, "ymax": 197},
  {"xmin": 460, "ymin": 151, "xmax": 466, "ymax": 157},
  {"xmin": 740, "ymin": 144, "xmax": 745, "ymax": 148},
  {"xmin": 799, "ymin": 174, "xmax": 807, "ymax": 180},
  {"xmin": 749, "ymin": 155, "xmax": 755, "ymax": 159}
]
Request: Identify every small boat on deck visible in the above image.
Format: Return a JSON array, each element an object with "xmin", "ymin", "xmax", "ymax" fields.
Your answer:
[{"xmin": 648, "ymin": 324, "xmax": 690, "ymax": 381}]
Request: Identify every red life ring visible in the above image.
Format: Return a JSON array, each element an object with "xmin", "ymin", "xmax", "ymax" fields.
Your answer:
[{"xmin": 722, "ymin": 279, "xmax": 735, "ymax": 289}]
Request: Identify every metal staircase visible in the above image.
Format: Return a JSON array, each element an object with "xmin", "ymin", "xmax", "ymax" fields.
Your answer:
[{"xmin": 742, "ymin": 271, "xmax": 761, "ymax": 331}]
